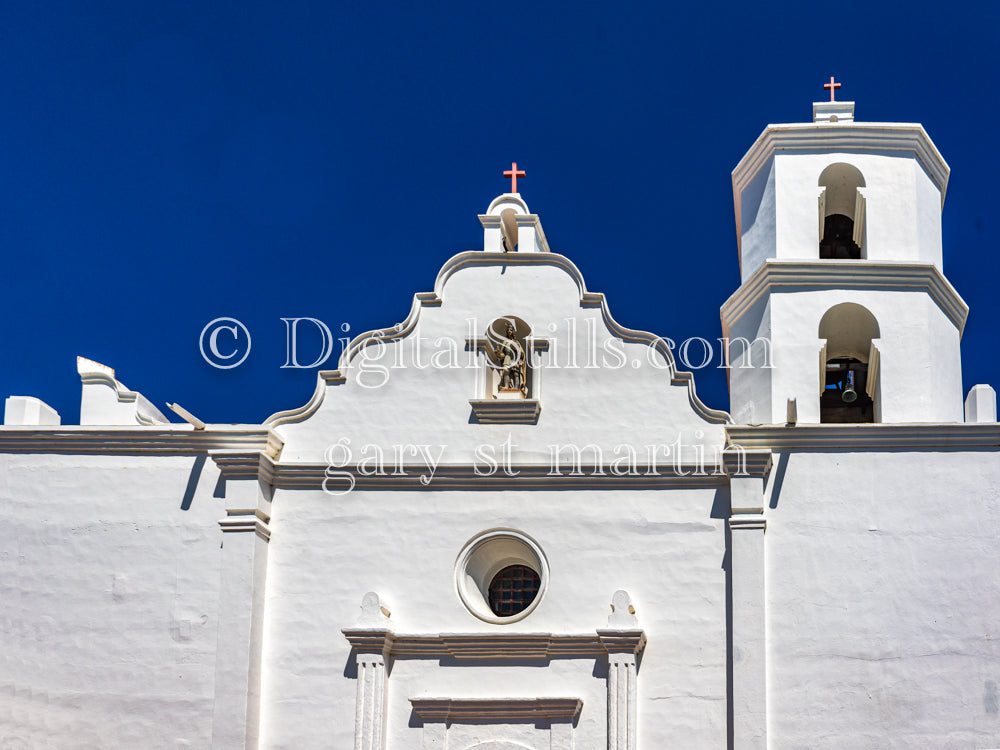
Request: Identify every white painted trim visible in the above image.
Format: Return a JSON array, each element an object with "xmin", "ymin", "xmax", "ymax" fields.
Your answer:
[
  {"xmin": 866, "ymin": 341, "xmax": 881, "ymax": 400},
  {"xmin": 720, "ymin": 260, "xmax": 969, "ymax": 334},
  {"xmin": 853, "ymin": 190, "xmax": 867, "ymax": 249},
  {"xmin": 0, "ymin": 426, "xmax": 282, "ymax": 456},
  {"xmin": 817, "ymin": 188, "xmax": 826, "ymax": 241},
  {"xmin": 342, "ymin": 629, "xmax": 646, "ymax": 659},
  {"xmin": 726, "ymin": 422, "xmax": 1000, "ymax": 449},
  {"xmin": 818, "ymin": 341, "xmax": 828, "ymax": 397}
]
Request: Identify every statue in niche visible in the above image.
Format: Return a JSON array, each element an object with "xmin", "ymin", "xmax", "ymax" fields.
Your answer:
[
  {"xmin": 497, "ymin": 322, "xmax": 527, "ymax": 395},
  {"xmin": 491, "ymin": 320, "xmax": 528, "ymax": 398}
]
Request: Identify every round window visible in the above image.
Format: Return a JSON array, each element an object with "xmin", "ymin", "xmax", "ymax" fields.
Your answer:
[
  {"xmin": 454, "ymin": 529, "xmax": 548, "ymax": 624},
  {"xmin": 488, "ymin": 564, "xmax": 541, "ymax": 617}
]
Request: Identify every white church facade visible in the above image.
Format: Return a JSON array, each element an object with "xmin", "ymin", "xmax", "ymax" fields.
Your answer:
[{"xmin": 3, "ymin": 96, "xmax": 999, "ymax": 749}]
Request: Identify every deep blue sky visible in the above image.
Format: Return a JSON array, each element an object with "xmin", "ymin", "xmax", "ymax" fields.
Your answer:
[{"xmin": 1, "ymin": 2, "xmax": 997, "ymax": 425}]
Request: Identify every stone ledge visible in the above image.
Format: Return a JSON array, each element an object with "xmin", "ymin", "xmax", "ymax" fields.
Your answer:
[{"xmin": 410, "ymin": 697, "xmax": 582, "ymax": 723}]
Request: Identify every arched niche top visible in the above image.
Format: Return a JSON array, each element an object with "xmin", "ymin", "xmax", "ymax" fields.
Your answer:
[
  {"xmin": 819, "ymin": 302, "xmax": 880, "ymax": 361},
  {"xmin": 818, "ymin": 162, "xmax": 866, "ymax": 217},
  {"xmin": 488, "ymin": 314, "xmax": 531, "ymax": 341},
  {"xmin": 486, "ymin": 193, "xmax": 530, "ymax": 217}
]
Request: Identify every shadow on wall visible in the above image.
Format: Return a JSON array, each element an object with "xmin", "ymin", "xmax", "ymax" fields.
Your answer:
[
  {"xmin": 768, "ymin": 452, "xmax": 790, "ymax": 510},
  {"xmin": 180, "ymin": 454, "xmax": 206, "ymax": 511}
]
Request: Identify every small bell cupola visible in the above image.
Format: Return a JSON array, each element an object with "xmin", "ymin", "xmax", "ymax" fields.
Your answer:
[
  {"xmin": 479, "ymin": 162, "xmax": 551, "ymax": 254},
  {"xmin": 721, "ymin": 79, "xmax": 968, "ymax": 425}
]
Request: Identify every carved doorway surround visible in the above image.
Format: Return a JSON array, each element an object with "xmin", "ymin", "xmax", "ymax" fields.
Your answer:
[{"xmin": 409, "ymin": 698, "xmax": 581, "ymax": 750}]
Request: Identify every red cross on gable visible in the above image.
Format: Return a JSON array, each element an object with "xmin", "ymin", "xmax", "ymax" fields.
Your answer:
[
  {"xmin": 503, "ymin": 162, "xmax": 525, "ymax": 193},
  {"xmin": 824, "ymin": 76, "xmax": 842, "ymax": 102}
]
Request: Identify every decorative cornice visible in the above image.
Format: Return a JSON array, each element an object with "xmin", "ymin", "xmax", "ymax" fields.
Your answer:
[
  {"xmin": 210, "ymin": 450, "xmax": 278, "ymax": 483},
  {"xmin": 733, "ymin": 122, "xmax": 950, "ymax": 205},
  {"xmin": 720, "ymin": 260, "xmax": 969, "ymax": 334},
  {"xmin": 341, "ymin": 627, "xmax": 394, "ymax": 655},
  {"xmin": 726, "ymin": 422, "xmax": 1000, "ymax": 450},
  {"xmin": 722, "ymin": 448, "xmax": 773, "ymax": 478},
  {"xmin": 265, "ymin": 251, "xmax": 730, "ymax": 428},
  {"xmin": 0, "ymin": 426, "xmax": 283, "ymax": 456},
  {"xmin": 343, "ymin": 629, "xmax": 646, "ymax": 659},
  {"xmin": 218, "ymin": 508, "xmax": 271, "ymax": 542},
  {"xmin": 468, "ymin": 399, "xmax": 541, "ymax": 424},
  {"xmin": 596, "ymin": 629, "xmax": 647, "ymax": 655},
  {"xmin": 729, "ymin": 514, "xmax": 766, "ymax": 532},
  {"xmin": 410, "ymin": 697, "xmax": 582, "ymax": 723},
  {"xmin": 267, "ymin": 460, "xmax": 729, "ymax": 490}
]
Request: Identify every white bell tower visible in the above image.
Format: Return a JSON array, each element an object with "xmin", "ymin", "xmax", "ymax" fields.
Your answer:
[{"xmin": 721, "ymin": 81, "xmax": 968, "ymax": 425}]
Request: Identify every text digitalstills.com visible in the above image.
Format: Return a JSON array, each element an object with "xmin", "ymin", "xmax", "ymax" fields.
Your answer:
[{"xmin": 200, "ymin": 316, "xmax": 773, "ymax": 382}]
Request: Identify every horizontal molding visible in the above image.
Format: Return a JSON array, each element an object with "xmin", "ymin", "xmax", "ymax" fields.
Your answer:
[
  {"xmin": 469, "ymin": 399, "xmax": 541, "ymax": 424},
  {"xmin": 720, "ymin": 260, "xmax": 969, "ymax": 334},
  {"xmin": 733, "ymin": 122, "xmax": 950, "ymax": 204},
  {"xmin": 722, "ymin": 448, "xmax": 773, "ymax": 478},
  {"xmin": 267, "ymin": 458, "xmax": 729, "ymax": 490},
  {"xmin": 729, "ymin": 515, "xmax": 766, "ymax": 531},
  {"xmin": 410, "ymin": 697, "xmax": 582, "ymax": 723},
  {"xmin": 218, "ymin": 508, "xmax": 271, "ymax": 542},
  {"xmin": 342, "ymin": 629, "xmax": 647, "ymax": 660},
  {"xmin": 596, "ymin": 629, "xmax": 648, "ymax": 655},
  {"xmin": 0, "ymin": 426, "xmax": 282, "ymax": 457},
  {"xmin": 726, "ymin": 422, "xmax": 1000, "ymax": 450},
  {"xmin": 210, "ymin": 451, "xmax": 277, "ymax": 482}
]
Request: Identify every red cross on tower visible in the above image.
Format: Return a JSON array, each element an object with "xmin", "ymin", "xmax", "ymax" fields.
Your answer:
[
  {"xmin": 824, "ymin": 76, "xmax": 842, "ymax": 102},
  {"xmin": 503, "ymin": 162, "xmax": 526, "ymax": 193}
]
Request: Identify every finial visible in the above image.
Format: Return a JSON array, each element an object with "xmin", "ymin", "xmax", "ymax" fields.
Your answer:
[
  {"xmin": 503, "ymin": 161, "xmax": 526, "ymax": 193},
  {"xmin": 823, "ymin": 76, "xmax": 842, "ymax": 102},
  {"xmin": 607, "ymin": 590, "xmax": 638, "ymax": 628},
  {"xmin": 357, "ymin": 591, "xmax": 393, "ymax": 629}
]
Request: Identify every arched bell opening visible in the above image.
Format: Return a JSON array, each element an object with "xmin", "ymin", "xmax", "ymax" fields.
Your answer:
[
  {"xmin": 818, "ymin": 162, "xmax": 866, "ymax": 260},
  {"xmin": 821, "ymin": 356, "xmax": 874, "ymax": 423},
  {"xmin": 818, "ymin": 302, "xmax": 880, "ymax": 423},
  {"xmin": 500, "ymin": 208, "xmax": 519, "ymax": 252}
]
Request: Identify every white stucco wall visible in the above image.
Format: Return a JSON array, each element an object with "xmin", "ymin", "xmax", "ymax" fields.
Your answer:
[
  {"xmin": 739, "ymin": 158, "xmax": 776, "ymax": 284},
  {"xmin": 726, "ymin": 295, "xmax": 773, "ymax": 425},
  {"xmin": 772, "ymin": 152, "xmax": 939, "ymax": 266},
  {"xmin": 0, "ymin": 452, "xmax": 225, "ymax": 749},
  {"xmin": 765, "ymin": 448, "xmax": 1000, "ymax": 749},
  {"xmin": 257, "ymin": 485, "xmax": 730, "ymax": 749}
]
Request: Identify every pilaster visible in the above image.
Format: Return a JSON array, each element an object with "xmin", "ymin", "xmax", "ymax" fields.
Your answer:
[
  {"xmin": 211, "ymin": 478, "xmax": 271, "ymax": 749},
  {"xmin": 724, "ymin": 449, "xmax": 772, "ymax": 750},
  {"xmin": 344, "ymin": 593, "xmax": 395, "ymax": 750},
  {"xmin": 597, "ymin": 591, "xmax": 646, "ymax": 750}
]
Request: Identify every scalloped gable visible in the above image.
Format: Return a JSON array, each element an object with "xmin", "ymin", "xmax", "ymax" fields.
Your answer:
[{"xmin": 267, "ymin": 247, "xmax": 729, "ymax": 465}]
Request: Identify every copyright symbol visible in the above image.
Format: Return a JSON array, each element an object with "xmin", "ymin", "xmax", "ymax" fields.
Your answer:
[{"xmin": 200, "ymin": 317, "xmax": 252, "ymax": 369}]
